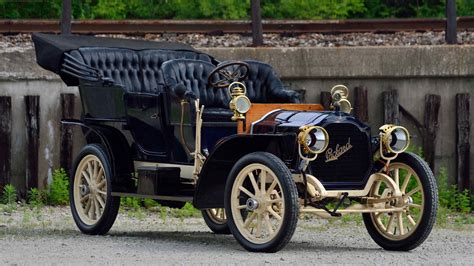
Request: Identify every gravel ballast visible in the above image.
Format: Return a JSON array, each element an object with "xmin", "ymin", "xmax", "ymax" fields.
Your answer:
[
  {"xmin": 2, "ymin": 31, "xmax": 474, "ymax": 50},
  {"xmin": 0, "ymin": 206, "xmax": 473, "ymax": 264}
]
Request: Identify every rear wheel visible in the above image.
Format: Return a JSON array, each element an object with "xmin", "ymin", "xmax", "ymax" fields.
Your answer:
[
  {"xmin": 70, "ymin": 144, "xmax": 120, "ymax": 235},
  {"xmin": 202, "ymin": 208, "xmax": 230, "ymax": 234},
  {"xmin": 225, "ymin": 152, "xmax": 299, "ymax": 252},
  {"xmin": 363, "ymin": 152, "xmax": 438, "ymax": 251}
]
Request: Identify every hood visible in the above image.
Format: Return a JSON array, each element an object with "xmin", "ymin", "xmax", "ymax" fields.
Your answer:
[{"xmin": 250, "ymin": 109, "xmax": 368, "ymax": 134}]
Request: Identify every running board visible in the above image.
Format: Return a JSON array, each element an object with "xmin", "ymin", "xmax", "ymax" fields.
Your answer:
[{"xmin": 111, "ymin": 192, "xmax": 192, "ymax": 202}]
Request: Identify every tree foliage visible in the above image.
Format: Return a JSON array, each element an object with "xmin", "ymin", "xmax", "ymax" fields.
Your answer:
[{"xmin": 0, "ymin": 0, "xmax": 473, "ymax": 19}]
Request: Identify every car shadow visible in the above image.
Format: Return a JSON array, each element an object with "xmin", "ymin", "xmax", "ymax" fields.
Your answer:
[{"xmin": 106, "ymin": 230, "xmax": 380, "ymax": 253}]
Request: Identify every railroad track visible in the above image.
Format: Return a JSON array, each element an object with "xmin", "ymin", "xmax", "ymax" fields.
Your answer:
[{"xmin": 1, "ymin": 17, "xmax": 474, "ymax": 34}]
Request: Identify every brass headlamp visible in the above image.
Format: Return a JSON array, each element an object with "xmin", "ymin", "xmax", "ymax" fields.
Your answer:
[
  {"xmin": 379, "ymin": 124, "xmax": 410, "ymax": 160},
  {"xmin": 228, "ymin": 82, "xmax": 251, "ymax": 121},
  {"xmin": 298, "ymin": 125, "xmax": 329, "ymax": 155},
  {"xmin": 330, "ymin": 85, "xmax": 352, "ymax": 114}
]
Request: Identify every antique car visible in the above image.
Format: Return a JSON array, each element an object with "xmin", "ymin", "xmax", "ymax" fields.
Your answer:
[{"xmin": 33, "ymin": 33, "xmax": 438, "ymax": 252}]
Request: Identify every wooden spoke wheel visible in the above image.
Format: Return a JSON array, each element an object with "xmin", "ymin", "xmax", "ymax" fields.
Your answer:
[
  {"xmin": 363, "ymin": 152, "xmax": 438, "ymax": 251},
  {"xmin": 70, "ymin": 144, "xmax": 120, "ymax": 235},
  {"xmin": 225, "ymin": 152, "xmax": 298, "ymax": 253},
  {"xmin": 202, "ymin": 208, "xmax": 231, "ymax": 235}
]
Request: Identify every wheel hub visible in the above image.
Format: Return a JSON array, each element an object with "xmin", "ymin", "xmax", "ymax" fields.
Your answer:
[
  {"xmin": 246, "ymin": 198, "xmax": 259, "ymax": 211},
  {"xmin": 80, "ymin": 184, "xmax": 90, "ymax": 196}
]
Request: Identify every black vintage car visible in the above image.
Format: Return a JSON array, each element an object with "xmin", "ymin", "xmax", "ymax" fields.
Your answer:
[{"xmin": 33, "ymin": 33, "xmax": 437, "ymax": 252}]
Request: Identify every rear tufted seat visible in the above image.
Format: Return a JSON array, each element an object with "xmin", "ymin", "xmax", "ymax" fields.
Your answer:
[{"xmin": 66, "ymin": 47, "xmax": 215, "ymax": 94}]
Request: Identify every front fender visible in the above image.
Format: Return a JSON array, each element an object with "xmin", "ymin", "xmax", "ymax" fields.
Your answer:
[{"xmin": 193, "ymin": 133, "xmax": 297, "ymax": 209}]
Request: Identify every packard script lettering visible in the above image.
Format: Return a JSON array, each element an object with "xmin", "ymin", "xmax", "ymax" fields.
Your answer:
[{"xmin": 325, "ymin": 138, "xmax": 353, "ymax": 162}]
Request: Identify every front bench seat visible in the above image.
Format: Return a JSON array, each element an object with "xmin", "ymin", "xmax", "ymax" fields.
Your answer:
[
  {"xmin": 221, "ymin": 60, "xmax": 301, "ymax": 104},
  {"xmin": 162, "ymin": 59, "xmax": 233, "ymax": 122}
]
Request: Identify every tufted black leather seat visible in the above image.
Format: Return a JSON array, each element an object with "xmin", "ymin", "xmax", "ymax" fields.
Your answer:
[
  {"xmin": 67, "ymin": 47, "xmax": 214, "ymax": 94},
  {"xmin": 161, "ymin": 59, "xmax": 300, "ymax": 122},
  {"xmin": 161, "ymin": 59, "xmax": 234, "ymax": 121},
  {"xmin": 226, "ymin": 60, "xmax": 300, "ymax": 104}
]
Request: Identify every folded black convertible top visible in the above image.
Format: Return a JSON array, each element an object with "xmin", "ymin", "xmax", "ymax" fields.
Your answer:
[{"xmin": 32, "ymin": 33, "xmax": 204, "ymax": 76}]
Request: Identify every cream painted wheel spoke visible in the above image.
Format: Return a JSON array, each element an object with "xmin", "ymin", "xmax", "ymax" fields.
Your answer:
[
  {"xmin": 265, "ymin": 180, "xmax": 277, "ymax": 196},
  {"xmin": 260, "ymin": 170, "xmax": 267, "ymax": 193},
  {"xmin": 385, "ymin": 214, "xmax": 395, "ymax": 233},
  {"xmin": 393, "ymin": 168, "xmax": 399, "ymax": 186},
  {"xmin": 97, "ymin": 168, "xmax": 104, "ymax": 183},
  {"xmin": 237, "ymin": 205, "xmax": 247, "ymax": 209},
  {"xmin": 264, "ymin": 213, "xmax": 274, "ymax": 234},
  {"xmin": 96, "ymin": 194, "xmax": 106, "ymax": 209},
  {"xmin": 94, "ymin": 197, "xmax": 101, "ymax": 219},
  {"xmin": 256, "ymin": 214, "xmax": 262, "ymax": 237},
  {"xmin": 97, "ymin": 180, "xmax": 106, "ymax": 189},
  {"xmin": 406, "ymin": 186, "xmax": 421, "ymax": 197},
  {"xmin": 408, "ymin": 203, "xmax": 422, "ymax": 209},
  {"xmin": 97, "ymin": 190, "xmax": 107, "ymax": 196},
  {"xmin": 267, "ymin": 206, "xmax": 282, "ymax": 220},
  {"xmin": 84, "ymin": 197, "xmax": 92, "ymax": 214},
  {"xmin": 82, "ymin": 170, "xmax": 92, "ymax": 185},
  {"xmin": 239, "ymin": 186, "xmax": 255, "ymax": 198},
  {"xmin": 268, "ymin": 198, "xmax": 282, "ymax": 204},
  {"xmin": 401, "ymin": 172, "xmax": 412, "ymax": 193},
  {"xmin": 244, "ymin": 212, "xmax": 257, "ymax": 228},
  {"xmin": 397, "ymin": 212, "xmax": 405, "ymax": 236},
  {"xmin": 80, "ymin": 194, "xmax": 89, "ymax": 203},
  {"xmin": 248, "ymin": 172, "xmax": 259, "ymax": 194},
  {"xmin": 407, "ymin": 214, "xmax": 417, "ymax": 226},
  {"xmin": 93, "ymin": 160, "xmax": 99, "ymax": 181}
]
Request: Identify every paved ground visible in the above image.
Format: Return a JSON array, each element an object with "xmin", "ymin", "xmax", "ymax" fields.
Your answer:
[{"xmin": 0, "ymin": 206, "xmax": 473, "ymax": 264}]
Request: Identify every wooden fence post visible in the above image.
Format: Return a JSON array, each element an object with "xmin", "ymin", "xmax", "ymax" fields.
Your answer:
[
  {"xmin": 61, "ymin": 0, "xmax": 72, "ymax": 35},
  {"xmin": 320, "ymin": 91, "xmax": 332, "ymax": 110},
  {"xmin": 354, "ymin": 86, "xmax": 368, "ymax": 122},
  {"xmin": 60, "ymin": 93, "xmax": 75, "ymax": 174},
  {"xmin": 383, "ymin": 89, "xmax": 399, "ymax": 125},
  {"xmin": 456, "ymin": 94, "xmax": 470, "ymax": 192},
  {"xmin": 445, "ymin": 0, "xmax": 457, "ymax": 44},
  {"xmin": 25, "ymin": 96, "xmax": 40, "ymax": 191},
  {"xmin": 423, "ymin": 94, "xmax": 441, "ymax": 171},
  {"xmin": 251, "ymin": 0, "xmax": 263, "ymax": 46},
  {"xmin": 0, "ymin": 96, "xmax": 12, "ymax": 191}
]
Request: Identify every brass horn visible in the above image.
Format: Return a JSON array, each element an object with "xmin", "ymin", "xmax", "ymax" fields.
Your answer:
[{"xmin": 330, "ymin": 85, "xmax": 352, "ymax": 114}]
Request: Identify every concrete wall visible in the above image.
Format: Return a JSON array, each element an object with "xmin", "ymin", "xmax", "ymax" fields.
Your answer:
[{"xmin": 0, "ymin": 46, "xmax": 473, "ymax": 191}]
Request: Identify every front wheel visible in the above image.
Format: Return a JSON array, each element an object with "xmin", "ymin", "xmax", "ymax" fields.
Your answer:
[
  {"xmin": 225, "ymin": 152, "xmax": 299, "ymax": 252},
  {"xmin": 70, "ymin": 144, "xmax": 120, "ymax": 235},
  {"xmin": 363, "ymin": 152, "xmax": 438, "ymax": 251}
]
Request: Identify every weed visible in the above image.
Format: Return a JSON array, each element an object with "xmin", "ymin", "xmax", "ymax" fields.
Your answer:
[
  {"xmin": 170, "ymin": 202, "xmax": 200, "ymax": 219},
  {"xmin": 1, "ymin": 184, "xmax": 17, "ymax": 205},
  {"xmin": 437, "ymin": 168, "xmax": 472, "ymax": 213},
  {"xmin": 48, "ymin": 168, "xmax": 69, "ymax": 205},
  {"xmin": 143, "ymin": 198, "xmax": 160, "ymax": 209},
  {"xmin": 27, "ymin": 188, "xmax": 48, "ymax": 207},
  {"xmin": 120, "ymin": 197, "xmax": 141, "ymax": 210}
]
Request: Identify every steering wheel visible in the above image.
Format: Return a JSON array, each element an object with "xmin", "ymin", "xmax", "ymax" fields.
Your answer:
[{"xmin": 208, "ymin": 61, "xmax": 250, "ymax": 88}]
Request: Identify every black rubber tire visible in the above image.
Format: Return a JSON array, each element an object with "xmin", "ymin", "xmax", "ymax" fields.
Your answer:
[
  {"xmin": 201, "ymin": 209, "xmax": 231, "ymax": 235},
  {"xmin": 224, "ymin": 152, "xmax": 299, "ymax": 252},
  {"xmin": 70, "ymin": 144, "xmax": 121, "ymax": 235},
  {"xmin": 363, "ymin": 152, "xmax": 438, "ymax": 251}
]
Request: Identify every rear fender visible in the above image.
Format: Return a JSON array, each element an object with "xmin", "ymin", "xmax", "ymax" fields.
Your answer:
[
  {"xmin": 62, "ymin": 119, "xmax": 134, "ymax": 192},
  {"xmin": 193, "ymin": 133, "xmax": 297, "ymax": 209}
]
